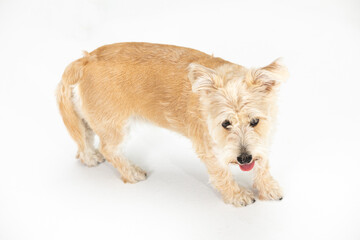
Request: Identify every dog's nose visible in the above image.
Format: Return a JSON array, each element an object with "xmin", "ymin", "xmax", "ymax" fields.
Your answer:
[{"xmin": 237, "ymin": 153, "xmax": 252, "ymax": 164}]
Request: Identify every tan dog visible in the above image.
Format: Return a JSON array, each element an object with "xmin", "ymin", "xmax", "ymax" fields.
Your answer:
[{"xmin": 56, "ymin": 42, "xmax": 288, "ymax": 207}]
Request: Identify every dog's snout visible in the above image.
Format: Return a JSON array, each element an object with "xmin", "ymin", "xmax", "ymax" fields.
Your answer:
[{"xmin": 237, "ymin": 153, "xmax": 252, "ymax": 164}]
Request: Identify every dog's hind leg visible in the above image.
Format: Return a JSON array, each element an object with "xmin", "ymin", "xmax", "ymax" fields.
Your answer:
[
  {"xmin": 97, "ymin": 119, "xmax": 147, "ymax": 183},
  {"xmin": 56, "ymin": 57, "xmax": 104, "ymax": 167},
  {"xmin": 70, "ymin": 84, "xmax": 104, "ymax": 167},
  {"xmin": 75, "ymin": 120, "xmax": 105, "ymax": 167}
]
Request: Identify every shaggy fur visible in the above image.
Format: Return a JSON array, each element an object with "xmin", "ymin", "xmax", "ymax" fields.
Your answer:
[{"xmin": 56, "ymin": 42, "xmax": 288, "ymax": 207}]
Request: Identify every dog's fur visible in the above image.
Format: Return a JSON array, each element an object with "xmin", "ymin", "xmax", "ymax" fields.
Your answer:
[{"xmin": 56, "ymin": 42, "xmax": 288, "ymax": 207}]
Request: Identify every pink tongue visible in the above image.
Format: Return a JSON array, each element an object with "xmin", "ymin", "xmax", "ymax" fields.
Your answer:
[{"xmin": 239, "ymin": 161, "xmax": 255, "ymax": 171}]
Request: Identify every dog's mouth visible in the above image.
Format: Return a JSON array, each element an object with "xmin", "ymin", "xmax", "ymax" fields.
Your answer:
[
  {"xmin": 230, "ymin": 159, "xmax": 258, "ymax": 171},
  {"xmin": 238, "ymin": 161, "xmax": 255, "ymax": 171}
]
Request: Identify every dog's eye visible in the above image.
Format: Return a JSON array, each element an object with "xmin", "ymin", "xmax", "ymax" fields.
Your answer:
[
  {"xmin": 250, "ymin": 118, "xmax": 259, "ymax": 127},
  {"xmin": 222, "ymin": 120, "xmax": 231, "ymax": 129}
]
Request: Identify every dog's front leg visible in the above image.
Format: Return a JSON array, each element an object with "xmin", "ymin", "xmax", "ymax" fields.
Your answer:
[
  {"xmin": 253, "ymin": 157, "xmax": 283, "ymax": 200},
  {"xmin": 195, "ymin": 145, "xmax": 255, "ymax": 206},
  {"xmin": 207, "ymin": 162, "xmax": 256, "ymax": 207}
]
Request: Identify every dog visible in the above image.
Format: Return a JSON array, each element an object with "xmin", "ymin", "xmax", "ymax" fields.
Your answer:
[{"xmin": 56, "ymin": 42, "xmax": 288, "ymax": 207}]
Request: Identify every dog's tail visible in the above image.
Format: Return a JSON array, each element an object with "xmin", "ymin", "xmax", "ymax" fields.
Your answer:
[{"xmin": 56, "ymin": 52, "xmax": 92, "ymax": 152}]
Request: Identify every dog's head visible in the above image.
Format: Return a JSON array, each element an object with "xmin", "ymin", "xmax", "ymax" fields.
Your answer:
[{"xmin": 188, "ymin": 58, "xmax": 288, "ymax": 170}]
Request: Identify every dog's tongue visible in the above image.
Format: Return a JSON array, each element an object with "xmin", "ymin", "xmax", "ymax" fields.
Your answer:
[{"xmin": 239, "ymin": 161, "xmax": 255, "ymax": 171}]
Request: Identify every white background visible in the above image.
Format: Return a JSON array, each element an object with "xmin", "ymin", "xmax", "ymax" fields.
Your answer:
[{"xmin": 1, "ymin": 0, "xmax": 359, "ymax": 239}]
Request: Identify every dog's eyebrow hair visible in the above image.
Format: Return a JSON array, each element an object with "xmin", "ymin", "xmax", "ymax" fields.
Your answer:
[
  {"xmin": 236, "ymin": 102, "xmax": 248, "ymax": 112},
  {"xmin": 251, "ymin": 114, "xmax": 268, "ymax": 120}
]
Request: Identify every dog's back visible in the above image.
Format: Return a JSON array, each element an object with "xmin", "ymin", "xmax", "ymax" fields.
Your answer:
[
  {"xmin": 56, "ymin": 42, "xmax": 232, "ymax": 177},
  {"xmin": 60, "ymin": 43, "xmax": 229, "ymax": 132}
]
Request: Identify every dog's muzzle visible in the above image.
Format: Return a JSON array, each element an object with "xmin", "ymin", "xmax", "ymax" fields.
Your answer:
[
  {"xmin": 237, "ymin": 153, "xmax": 252, "ymax": 164},
  {"xmin": 237, "ymin": 153, "xmax": 255, "ymax": 171}
]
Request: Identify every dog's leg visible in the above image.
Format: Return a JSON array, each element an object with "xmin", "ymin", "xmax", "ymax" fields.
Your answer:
[
  {"xmin": 76, "ymin": 120, "xmax": 105, "ymax": 167},
  {"xmin": 207, "ymin": 162, "xmax": 256, "ymax": 207},
  {"xmin": 98, "ymin": 126, "xmax": 147, "ymax": 184},
  {"xmin": 194, "ymin": 143, "xmax": 255, "ymax": 207},
  {"xmin": 253, "ymin": 158, "xmax": 283, "ymax": 200}
]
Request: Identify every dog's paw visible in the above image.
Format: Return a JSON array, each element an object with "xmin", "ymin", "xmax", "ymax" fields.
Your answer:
[
  {"xmin": 224, "ymin": 188, "xmax": 256, "ymax": 207},
  {"xmin": 77, "ymin": 150, "xmax": 105, "ymax": 167},
  {"xmin": 94, "ymin": 150, "xmax": 105, "ymax": 163},
  {"xmin": 121, "ymin": 165, "xmax": 147, "ymax": 184},
  {"xmin": 255, "ymin": 179, "xmax": 283, "ymax": 201}
]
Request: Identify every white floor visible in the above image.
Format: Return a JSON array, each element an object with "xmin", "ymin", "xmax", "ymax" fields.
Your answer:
[{"xmin": 1, "ymin": 0, "xmax": 360, "ymax": 239}]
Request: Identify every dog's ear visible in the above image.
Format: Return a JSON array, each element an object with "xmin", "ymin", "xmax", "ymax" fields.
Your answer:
[
  {"xmin": 247, "ymin": 58, "xmax": 289, "ymax": 92},
  {"xmin": 188, "ymin": 63, "xmax": 222, "ymax": 93}
]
